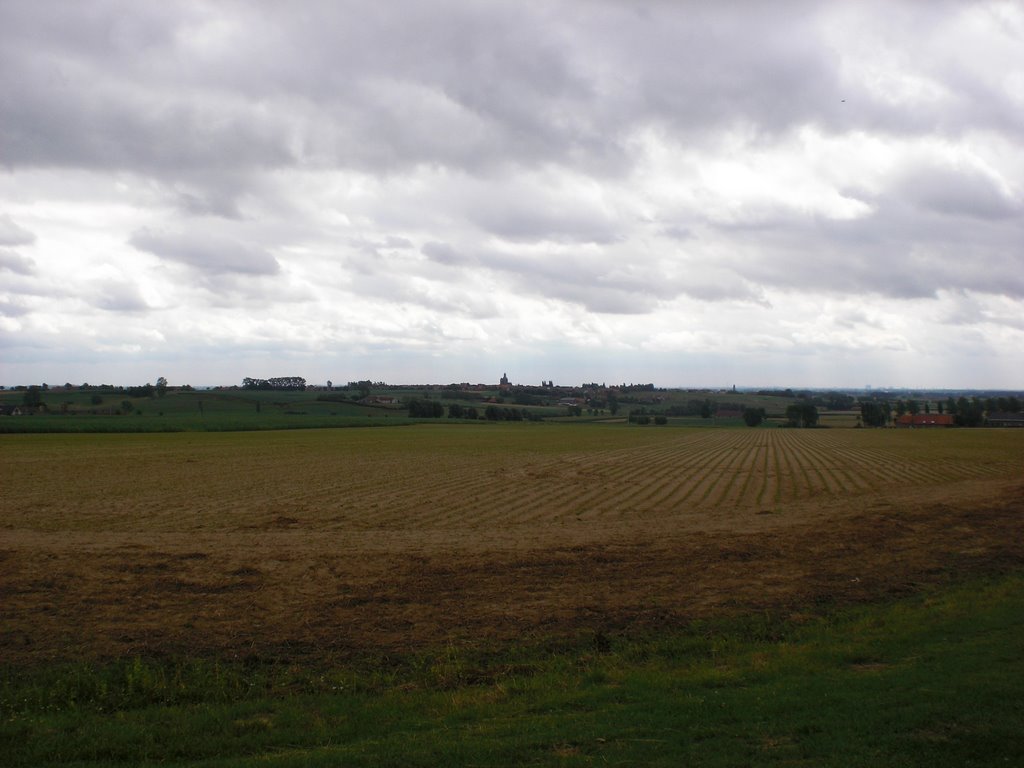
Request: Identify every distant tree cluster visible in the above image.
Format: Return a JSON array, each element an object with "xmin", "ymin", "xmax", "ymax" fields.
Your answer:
[
  {"xmin": 664, "ymin": 399, "xmax": 716, "ymax": 418},
  {"xmin": 485, "ymin": 405, "xmax": 532, "ymax": 421},
  {"xmin": 615, "ymin": 383, "xmax": 656, "ymax": 392},
  {"xmin": 984, "ymin": 396, "xmax": 1021, "ymax": 413},
  {"xmin": 627, "ymin": 409, "xmax": 667, "ymax": 424},
  {"xmin": 816, "ymin": 392, "xmax": 856, "ymax": 410},
  {"xmin": 446, "ymin": 404, "xmax": 479, "ymax": 419},
  {"xmin": 344, "ymin": 380, "xmax": 374, "ymax": 399},
  {"xmin": 784, "ymin": 402, "xmax": 819, "ymax": 428},
  {"xmin": 124, "ymin": 383, "xmax": 154, "ymax": 398},
  {"xmin": 859, "ymin": 401, "xmax": 892, "ymax": 427},
  {"xmin": 946, "ymin": 396, "xmax": 986, "ymax": 427},
  {"xmin": 242, "ymin": 377, "xmax": 307, "ymax": 391},
  {"xmin": 316, "ymin": 393, "xmax": 350, "ymax": 403},
  {"xmin": 408, "ymin": 399, "xmax": 445, "ymax": 418},
  {"xmin": 742, "ymin": 407, "xmax": 766, "ymax": 427},
  {"xmin": 21, "ymin": 386, "xmax": 42, "ymax": 408}
]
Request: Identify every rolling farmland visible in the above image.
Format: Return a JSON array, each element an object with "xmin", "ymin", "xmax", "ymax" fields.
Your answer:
[{"xmin": 2, "ymin": 424, "xmax": 1023, "ymax": 663}]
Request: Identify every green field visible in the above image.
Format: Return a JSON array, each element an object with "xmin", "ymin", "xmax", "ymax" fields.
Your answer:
[
  {"xmin": 0, "ymin": 386, "xmax": 584, "ymax": 432},
  {"xmin": 3, "ymin": 576, "xmax": 1023, "ymax": 766},
  {"xmin": 0, "ymin": 385, "xmax": 835, "ymax": 433},
  {"xmin": 0, "ymin": 388, "xmax": 415, "ymax": 432}
]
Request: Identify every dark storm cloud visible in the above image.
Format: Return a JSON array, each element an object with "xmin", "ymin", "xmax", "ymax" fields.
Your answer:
[{"xmin": 129, "ymin": 228, "xmax": 280, "ymax": 275}]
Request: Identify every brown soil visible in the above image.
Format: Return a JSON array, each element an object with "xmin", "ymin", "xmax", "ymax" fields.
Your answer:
[{"xmin": 3, "ymin": 475, "xmax": 1023, "ymax": 666}]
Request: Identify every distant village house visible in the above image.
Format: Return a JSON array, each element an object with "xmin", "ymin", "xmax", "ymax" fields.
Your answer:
[{"xmin": 894, "ymin": 414, "xmax": 954, "ymax": 428}]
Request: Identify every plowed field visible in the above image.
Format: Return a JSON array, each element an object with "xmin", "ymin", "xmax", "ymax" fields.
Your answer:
[{"xmin": 2, "ymin": 425, "xmax": 1023, "ymax": 663}]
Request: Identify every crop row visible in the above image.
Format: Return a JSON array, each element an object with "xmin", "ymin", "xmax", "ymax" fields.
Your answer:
[
  {"xmin": 303, "ymin": 428, "xmax": 1019, "ymax": 530},
  {"xmin": 3, "ymin": 427, "xmax": 1020, "ymax": 534}
]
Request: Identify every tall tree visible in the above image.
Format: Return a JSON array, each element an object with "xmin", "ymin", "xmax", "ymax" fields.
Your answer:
[
  {"xmin": 742, "ymin": 407, "xmax": 766, "ymax": 427},
  {"xmin": 785, "ymin": 402, "xmax": 819, "ymax": 428}
]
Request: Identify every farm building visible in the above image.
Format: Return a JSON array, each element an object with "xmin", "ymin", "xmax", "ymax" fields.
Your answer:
[
  {"xmin": 894, "ymin": 414, "xmax": 954, "ymax": 428},
  {"xmin": 359, "ymin": 396, "xmax": 401, "ymax": 406},
  {"xmin": 987, "ymin": 412, "xmax": 1024, "ymax": 427}
]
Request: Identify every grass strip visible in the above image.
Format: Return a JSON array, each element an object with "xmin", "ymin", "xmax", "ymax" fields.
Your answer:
[{"xmin": 3, "ymin": 573, "xmax": 1023, "ymax": 766}]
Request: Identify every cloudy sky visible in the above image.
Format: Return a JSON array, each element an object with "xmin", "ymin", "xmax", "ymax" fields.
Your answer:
[{"xmin": 2, "ymin": 1, "xmax": 1023, "ymax": 389}]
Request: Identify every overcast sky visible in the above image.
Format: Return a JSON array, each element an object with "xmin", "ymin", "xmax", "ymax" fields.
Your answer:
[{"xmin": 2, "ymin": 1, "xmax": 1023, "ymax": 389}]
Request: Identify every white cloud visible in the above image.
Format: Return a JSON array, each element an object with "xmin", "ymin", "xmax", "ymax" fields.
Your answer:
[
  {"xmin": 1, "ymin": 0, "xmax": 1022, "ymax": 387},
  {"xmin": 129, "ymin": 228, "xmax": 280, "ymax": 275}
]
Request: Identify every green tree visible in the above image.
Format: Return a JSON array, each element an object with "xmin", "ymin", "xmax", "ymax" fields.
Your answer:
[
  {"xmin": 22, "ymin": 386, "xmax": 42, "ymax": 408},
  {"xmin": 742, "ymin": 407, "xmax": 766, "ymax": 427},
  {"xmin": 954, "ymin": 397, "xmax": 985, "ymax": 427},
  {"xmin": 859, "ymin": 401, "xmax": 889, "ymax": 427},
  {"xmin": 155, "ymin": 376, "xmax": 168, "ymax": 398},
  {"xmin": 409, "ymin": 399, "xmax": 444, "ymax": 418},
  {"xmin": 785, "ymin": 402, "xmax": 819, "ymax": 428}
]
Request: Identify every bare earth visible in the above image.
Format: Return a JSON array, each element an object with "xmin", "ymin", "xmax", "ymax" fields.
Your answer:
[{"xmin": 2, "ymin": 427, "xmax": 1023, "ymax": 664}]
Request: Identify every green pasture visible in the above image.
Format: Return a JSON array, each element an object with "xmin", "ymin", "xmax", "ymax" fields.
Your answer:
[
  {"xmin": 0, "ymin": 385, "xmax": 870, "ymax": 433},
  {"xmin": 0, "ymin": 389, "xmax": 417, "ymax": 432},
  {"xmin": 3, "ymin": 574, "xmax": 1022, "ymax": 766},
  {"xmin": 0, "ymin": 388, "xmax": 571, "ymax": 432}
]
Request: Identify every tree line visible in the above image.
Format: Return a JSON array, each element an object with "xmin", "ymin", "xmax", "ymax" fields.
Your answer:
[
  {"xmin": 408, "ymin": 400, "xmax": 537, "ymax": 421},
  {"xmin": 242, "ymin": 377, "xmax": 307, "ymax": 391},
  {"xmin": 858, "ymin": 395, "xmax": 1019, "ymax": 427}
]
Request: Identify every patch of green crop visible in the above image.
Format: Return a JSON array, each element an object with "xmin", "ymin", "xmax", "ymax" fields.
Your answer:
[{"xmin": 3, "ymin": 573, "xmax": 1023, "ymax": 766}]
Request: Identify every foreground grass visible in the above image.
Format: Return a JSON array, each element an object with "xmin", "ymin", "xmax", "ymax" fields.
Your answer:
[{"xmin": 3, "ymin": 574, "xmax": 1023, "ymax": 766}]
